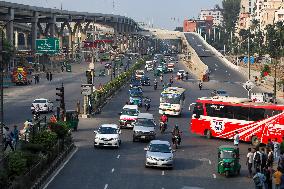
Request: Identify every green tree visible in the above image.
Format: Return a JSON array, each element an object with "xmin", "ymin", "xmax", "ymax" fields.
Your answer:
[{"xmin": 0, "ymin": 29, "xmax": 13, "ymax": 69}]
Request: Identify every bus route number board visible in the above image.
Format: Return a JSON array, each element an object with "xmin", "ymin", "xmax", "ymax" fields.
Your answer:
[{"xmin": 211, "ymin": 119, "xmax": 225, "ymax": 133}]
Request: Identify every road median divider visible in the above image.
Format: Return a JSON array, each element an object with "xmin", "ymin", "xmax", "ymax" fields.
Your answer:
[{"xmin": 91, "ymin": 58, "xmax": 146, "ymax": 114}]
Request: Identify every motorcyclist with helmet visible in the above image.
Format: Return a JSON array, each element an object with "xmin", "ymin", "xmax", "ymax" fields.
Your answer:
[
  {"xmin": 172, "ymin": 124, "xmax": 182, "ymax": 146},
  {"xmin": 154, "ymin": 79, "xmax": 158, "ymax": 90}
]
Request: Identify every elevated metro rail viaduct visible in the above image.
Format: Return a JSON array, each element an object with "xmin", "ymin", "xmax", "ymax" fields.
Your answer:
[{"xmin": 0, "ymin": 1, "xmax": 140, "ymax": 52}]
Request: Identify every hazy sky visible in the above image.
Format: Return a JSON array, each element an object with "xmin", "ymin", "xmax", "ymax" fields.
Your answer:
[{"xmin": 4, "ymin": 0, "xmax": 222, "ymax": 29}]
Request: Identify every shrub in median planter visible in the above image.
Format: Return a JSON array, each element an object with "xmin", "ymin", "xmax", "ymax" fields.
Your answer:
[
  {"xmin": 49, "ymin": 121, "xmax": 70, "ymax": 139},
  {"xmin": 7, "ymin": 151, "xmax": 27, "ymax": 177},
  {"xmin": 21, "ymin": 142, "xmax": 44, "ymax": 154},
  {"xmin": 31, "ymin": 130, "xmax": 57, "ymax": 151},
  {"xmin": 0, "ymin": 170, "xmax": 9, "ymax": 189}
]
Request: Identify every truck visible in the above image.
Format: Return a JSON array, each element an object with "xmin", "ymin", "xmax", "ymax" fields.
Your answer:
[
  {"xmin": 12, "ymin": 66, "xmax": 31, "ymax": 85},
  {"xmin": 251, "ymin": 92, "xmax": 274, "ymax": 103}
]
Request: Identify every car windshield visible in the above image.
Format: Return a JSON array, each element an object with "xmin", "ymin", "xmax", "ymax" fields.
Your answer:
[
  {"xmin": 135, "ymin": 119, "xmax": 155, "ymax": 127},
  {"xmin": 179, "ymin": 70, "xmax": 184, "ymax": 73},
  {"xmin": 34, "ymin": 100, "xmax": 47, "ymax": 103},
  {"xmin": 220, "ymin": 150, "xmax": 235, "ymax": 159},
  {"xmin": 98, "ymin": 127, "xmax": 118, "ymax": 134},
  {"xmin": 122, "ymin": 108, "xmax": 138, "ymax": 116},
  {"xmin": 149, "ymin": 144, "xmax": 171, "ymax": 153},
  {"xmin": 217, "ymin": 91, "xmax": 227, "ymax": 95}
]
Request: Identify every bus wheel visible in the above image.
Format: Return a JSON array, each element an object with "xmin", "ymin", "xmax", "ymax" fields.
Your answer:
[
  {"xmin": 205, "ymin": 130, "xmax": 212, "ymax": 139},
  {"xmin": 251, "ymin": 136, "xmax": 260, "ymax": 147}
]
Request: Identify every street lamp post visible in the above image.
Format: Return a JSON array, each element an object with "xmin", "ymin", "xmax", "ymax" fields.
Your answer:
[{"xmin": 0, "ymin": 20, "xmax": 13, "ymax": 146}]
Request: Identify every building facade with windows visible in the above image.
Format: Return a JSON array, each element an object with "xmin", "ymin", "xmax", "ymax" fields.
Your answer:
[{"xmin": 199, "ymin": 9, "xmax": 223, "ymax": 26}]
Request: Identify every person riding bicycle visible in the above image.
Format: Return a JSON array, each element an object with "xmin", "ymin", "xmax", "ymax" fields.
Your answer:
[{"xmin": 172, "ymin": 125, "xmax": 181, "ymax": 145}]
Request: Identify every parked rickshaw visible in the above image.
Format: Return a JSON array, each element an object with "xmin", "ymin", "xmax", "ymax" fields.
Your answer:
[
  {"xmin": 217, "ymin": 145, "xmax": 241, "ymax": 177},
  {"xmin": 65, "ymin": 110, "xmax": 79, "ymax": 131}
]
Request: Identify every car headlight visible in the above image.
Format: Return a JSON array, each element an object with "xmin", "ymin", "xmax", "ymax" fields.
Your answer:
[
  {"xmin": 147, "ymin": 156, "xmax": 154, "ymax": 160},
  {"xmin": 150, "ymin": 131, "xmax": 155, "ymax": 134},
  {"xmin": 166, "ymin": 157, "xmax": 173, "ymax": 161},
  {"xmin": 113, "ymin": 138, "xmax": 119, "ymax": 141}
]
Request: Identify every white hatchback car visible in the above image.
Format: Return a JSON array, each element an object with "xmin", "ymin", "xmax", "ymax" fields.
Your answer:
[
  {"xmin": 31, "ymin": 98, "xmax": 53, "ymax": 113},
  {"xmin": 94, "ymin": 124, "xmax": 121, "ymax": 148}
]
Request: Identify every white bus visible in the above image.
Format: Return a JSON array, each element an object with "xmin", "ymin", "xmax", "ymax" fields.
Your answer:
[{"xmin": 159, "ymin": 87, "xmax": 186, "ymax": 116}]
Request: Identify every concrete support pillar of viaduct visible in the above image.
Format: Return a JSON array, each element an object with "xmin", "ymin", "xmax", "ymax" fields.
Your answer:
[
  {"xmin": 14, "ymin": 30, "xmax": 18, "ymax": 50},
  {"xmin": 6, "ymin": 8, "xmax": 14, "ymax": 45},
  {"xmin": 31, "ymin": 12, "xmax": 39, "ymax": 52},
  {"xmin": 49, "ymin": 14, "xmax": 56, "ymax": 37}
]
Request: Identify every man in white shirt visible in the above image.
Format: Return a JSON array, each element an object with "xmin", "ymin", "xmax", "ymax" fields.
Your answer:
[
  {"xmin": 233, "ymin": 131, "xmax": 239, "ymax": 146},
  {"xmin": 247, "ymin": 148, "xmax": 254, "ymax": 178}
]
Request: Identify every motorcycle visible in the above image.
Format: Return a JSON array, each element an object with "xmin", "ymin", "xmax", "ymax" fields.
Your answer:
[
  {"xmin": 172, "ymin": 135, "xmax": 180, "ymax": 149},
  {"xmin": 144, "ymin": 98, "xmax": 151, "ymax": 111},
  {"xmin": 199, "ymin": 83, "xmax": 203, "ymax": 90},
  {"xmin": 154, "ymin": 82, "xmax": 157, "ymax": 90},
  {"xmin": 160, "ymin": 122, "xmax": 167, "ymax": 134}
]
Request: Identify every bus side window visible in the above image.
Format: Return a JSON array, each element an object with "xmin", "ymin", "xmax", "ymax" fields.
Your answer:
[
  {"xmin": 234, "ymin": 106, "xmax": 249, "ymax": 121},
  {"xmin": 193, "ymin": 103, "xmax": 204, "ymax": 118},
  {"xmin": 249, "ymin": 108, "xmax": 265, "ymax": 121}
]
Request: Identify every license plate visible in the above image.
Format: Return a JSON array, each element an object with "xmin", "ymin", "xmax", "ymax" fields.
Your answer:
[{"xmin": 141, "ymin": 136, "xmax": 146, "ymax": 139}]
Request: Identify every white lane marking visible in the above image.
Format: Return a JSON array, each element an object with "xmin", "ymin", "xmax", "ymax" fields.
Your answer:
[
  {"xmin": 104, "ymin": 184, "xmax": 108, "ymax": 189},
  {"xmin": 213, "ymin": 174, "xmax": 216, "ymax": 179},
  {"xmin": 162, "ymin": 188, "xmax": 165, "ymax": 189},
  {"xmin": 117, "ymin": 155, "xmax": 120, "ymax": 159},
  {"xmin": 209, "ymin": 160, "xmax": 212, "ymax": 165},
  {"xmin": 225, "ymin": 70, "xmax": 228, "ymax": 72},
  {"xmin": 111, "ymin": 168, "xmax": 115, "ymax": 173},
  {"xmin": 42, "ymin": 147, "xmax": 78, "ymax": 189},
  {"xmin": 162, "ymin": 171, "xmax": 165, "ymax": 175}
]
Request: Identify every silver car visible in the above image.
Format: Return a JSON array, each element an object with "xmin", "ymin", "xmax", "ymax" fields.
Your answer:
[
  {"xmin": 144, "ymin": 140, "xmax": 174, "ymax": 169},
  {"xmin": 133, "ymin": 113, "xmax": 156, "ymax": 142}
]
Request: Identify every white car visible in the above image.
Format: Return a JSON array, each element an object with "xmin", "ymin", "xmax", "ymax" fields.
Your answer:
[
  {"xmin": 135, "ymin": 70, "xmax": 145, "ymax": 79},
  {"xmin": 119, "ymin": 105, "xmax": 139, "ymax": 128},
  {"xmin": 144, "ymin": 140, "xmax": 174, "ymax": 169},
  {"xmin": 177, "ymin": 70, "xmax": 185, "ymax": 77},
  {"xmin": 94, "ymin": 124, "xmax": 121, "ymax": 148},
  {"xmin": 31, "ymin": 98, "xmax": 53, "ymax": 113}
]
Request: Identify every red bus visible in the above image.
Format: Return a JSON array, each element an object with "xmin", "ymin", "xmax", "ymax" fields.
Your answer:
[{"xmin": 190, "ymin": 96, "xmax": 284, "ymax": 146}]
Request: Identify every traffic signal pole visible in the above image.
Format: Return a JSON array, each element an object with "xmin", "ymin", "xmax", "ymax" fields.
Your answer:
[{"xmin": 56, "ymin": 83, "xmax": 65, "ymax": 120}]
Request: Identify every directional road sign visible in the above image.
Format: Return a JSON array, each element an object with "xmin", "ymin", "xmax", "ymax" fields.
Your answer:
[
  {"xmin": 81, "ymin": 84, "xmax": 95, "ymax": 96},
  {"xmin": 36, "ymin": 38, "xmax": 60, "ymax": 54},
  {"xmin": 243, "ymin": 80, "xmax": 255, "ymax": 91}
]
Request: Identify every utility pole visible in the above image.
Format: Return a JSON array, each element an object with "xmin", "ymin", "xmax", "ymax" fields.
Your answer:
[
  {"xmin": 0, "ymin": 28, "xmax": 4, "ymax": 144},
  {"xmin": 247, "ymin": 35, "xmax": 251, "ymax": 99}
]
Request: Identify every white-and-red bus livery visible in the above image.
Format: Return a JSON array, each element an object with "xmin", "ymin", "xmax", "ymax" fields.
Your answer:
[{"xmin": 190, "ymin": 96, "xmax": 284, "ymax": 145}]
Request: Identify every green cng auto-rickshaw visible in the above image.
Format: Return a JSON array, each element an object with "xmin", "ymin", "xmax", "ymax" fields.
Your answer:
[
  {"xmin": 65, "ymin": 110, "xmax": 79, "ymax": 131},
  {"xmin": 217, "ymin": 145, "xmax": 241, "ymax": 177}
]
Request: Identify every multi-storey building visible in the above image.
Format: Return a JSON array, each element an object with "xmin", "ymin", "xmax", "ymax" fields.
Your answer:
[
  {"xmin": 199, "ymin": 9, "xmax": 223, "ymax": 26},
  {"xmin": 240, "ymin": 0, "xmax": 256, "ymax": 14}
]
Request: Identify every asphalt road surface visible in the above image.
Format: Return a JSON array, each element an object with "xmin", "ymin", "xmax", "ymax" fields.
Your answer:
[
  {"xmin": 46, "ymin": 49, "xmax": 256, "ymax": 188},
  {"xmin": 4, "ymin": 57, "xmax": 133, "ymax": 127}
]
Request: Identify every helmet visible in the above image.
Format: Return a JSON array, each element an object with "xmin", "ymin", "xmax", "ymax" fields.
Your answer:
[{"xmin": 175, "ymin": 124, "xmax": 179, "ymax": 129}]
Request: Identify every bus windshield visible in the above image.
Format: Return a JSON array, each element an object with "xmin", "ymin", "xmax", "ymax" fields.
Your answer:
[{"xmin": 161, "ymin": 96, "xmax": 180, "ymax": 104}]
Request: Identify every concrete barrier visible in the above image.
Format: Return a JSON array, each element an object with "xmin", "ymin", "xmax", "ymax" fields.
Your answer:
[{"xmin": 180, "ymin": 33, "xmax": 209, "ymax": 80}]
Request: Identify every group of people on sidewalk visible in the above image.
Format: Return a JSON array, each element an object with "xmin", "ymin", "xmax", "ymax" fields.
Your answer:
[
  {"xmin": 246, "ymin": 137, "xmax": 284, "ymax": 189},
  {"xmin": 2, "ymin": 125, "xmax": 19, "ymax": 152}
]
